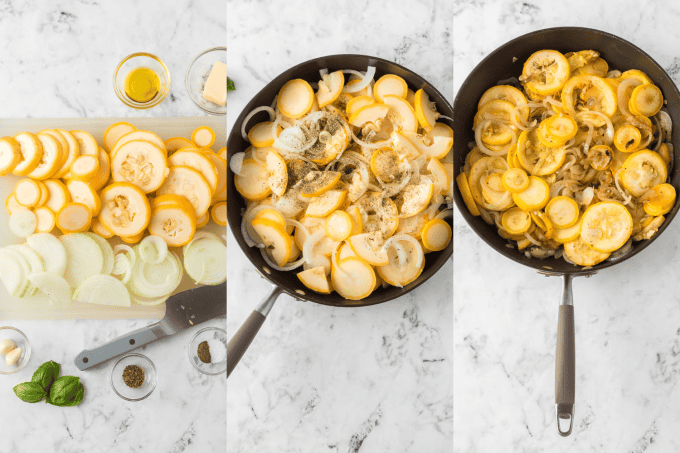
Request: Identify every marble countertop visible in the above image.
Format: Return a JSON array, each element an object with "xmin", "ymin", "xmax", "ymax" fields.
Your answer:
[
  {"xmin": 0, "ymin": 1, "xmax": 226, "ymax": 452},
  {"xmin": 227, "ymin": 0, "xmax": 453, "ymax": 451},
  {"xmin": 454, "ymin": 1, "xmax": 680, "ymax": 451}
]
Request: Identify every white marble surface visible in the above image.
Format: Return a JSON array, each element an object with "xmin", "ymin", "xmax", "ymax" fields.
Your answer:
[
  {"xmin": 227, "ymin": 0, "xmax": 453, "ymax": 451},
  {"xmin": 0, "ymin": 1, "xmax": 226, "ymax": 452},
  {"xmin": 454, "ymin": 0, "xmax": 680, "ymax": 451}
]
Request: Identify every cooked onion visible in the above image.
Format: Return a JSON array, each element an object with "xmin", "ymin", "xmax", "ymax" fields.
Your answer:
[
  {"xmin": 475, "ymin": 121, "xmax": 517, "ymax": 156},
  {"xmin": 617, "ymin": 78, "xmax": 642, "ymax": 117}
]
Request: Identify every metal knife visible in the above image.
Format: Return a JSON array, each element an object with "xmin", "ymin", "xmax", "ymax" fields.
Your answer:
[{"xmin": 74, "ymin": 282, "xmax": 226, "ymax": 371}]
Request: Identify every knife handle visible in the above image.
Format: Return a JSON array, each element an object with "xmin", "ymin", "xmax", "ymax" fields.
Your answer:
[
  {"xmin": 74, "ymin": 323, "xmax": 165, "ymax": 371},
  {"xmin": 227, "ymin": 285, "xmax": 283, "ymax": 378}
]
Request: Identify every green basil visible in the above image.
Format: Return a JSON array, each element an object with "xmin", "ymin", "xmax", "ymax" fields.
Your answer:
[
  {"xmin": 227, "ymin": 77, "xmax": 235, "ymax": 92},
  {"xmin": 47, "ymin": 376, "xmax": 85, "ymax": 407},
  {"xmin": 13, "ymin": 382, "xmax": 47, "ymax": 403},
  {"xmin": 31, "ymin": 360, "xmax": 60, "ymax": 391}
]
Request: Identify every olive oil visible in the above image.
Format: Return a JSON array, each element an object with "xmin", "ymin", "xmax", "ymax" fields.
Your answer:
[{"xmin": 124, "ymin": 67, "xmax": 160, "ymax": 103}]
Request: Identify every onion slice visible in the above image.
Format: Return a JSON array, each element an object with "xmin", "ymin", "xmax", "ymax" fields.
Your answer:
[
  {"xmin": 381, "ymin": 234, "xmax": 424, "ymax": 269},
  {"xmin": 241, "ymin": 106, "xmax": 277, "ymax": 141},
  {"xmin": 342, "ymin": 66, "xmax": 376, "ymax": 93}
]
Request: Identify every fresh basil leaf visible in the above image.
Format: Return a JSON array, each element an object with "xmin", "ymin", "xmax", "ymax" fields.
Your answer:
[
  {"xmin": 13, "ymin": 382, "xmax": 47, "ymax": 403},
  {"xmin": 227, "ymin": 77, "xmax": 235, "ymax": 92},
  {"xmin": 31, "ymin": 360, "xmax": 61, "ymax": 392},
  {"xmin": 47, "ymin": 376, "xmax": 84, "ymax": 407}
]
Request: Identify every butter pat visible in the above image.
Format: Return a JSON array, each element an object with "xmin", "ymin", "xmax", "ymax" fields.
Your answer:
[{"xmin": 202, "ymin": 61, "xmax": 227, "ymax": 106}]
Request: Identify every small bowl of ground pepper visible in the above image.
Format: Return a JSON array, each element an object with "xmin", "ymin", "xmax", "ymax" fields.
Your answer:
[
  {"xmin": 188, "ymin": 327, "xmax": 227, "ymax": 375},
  {"xmin": 110, "ymin": 353, "xmax": 157, "ymax": 401}
]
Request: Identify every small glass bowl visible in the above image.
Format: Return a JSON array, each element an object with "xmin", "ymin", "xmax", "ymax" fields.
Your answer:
[
  {"xmin": 110, "ymin": 353, "xmax": 157, "ymax": 401},
  {"xmin": 186, "ymin": 46, "xmax": 227, "ymax": 115},
  {"xmin": 188, "ymin": 327, "xmax": 227, "ymax": 375},
  {"xmin": 0, "ymin": 327, "xmax": 31, "ymax": 375},
  {"xmin": 113, "ymin": 52, "xmax": 171, "ymax": 109}
]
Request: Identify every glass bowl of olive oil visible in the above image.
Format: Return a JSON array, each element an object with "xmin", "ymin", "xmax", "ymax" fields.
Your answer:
[{"xmin": 113, "ymin": 52, "xmax": 171, "ymax": 109}]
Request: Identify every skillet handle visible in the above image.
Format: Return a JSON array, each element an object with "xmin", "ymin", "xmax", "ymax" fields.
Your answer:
[
  {"xmin": 227, "ymin": 285, "xmax": 283, "ymax": 378},
  {"xmin": 555, "ymin": 275, "xmax": 575, "ymax": 437}
]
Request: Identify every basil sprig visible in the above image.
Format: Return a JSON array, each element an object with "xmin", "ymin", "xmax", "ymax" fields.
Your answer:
[
  {"xmin": 227, "ymin": 77, "xmax": 235, "ymax": 92},
  {"xmin": 13, "ymin": 360, "xmax": 84, "ymax": 407}
]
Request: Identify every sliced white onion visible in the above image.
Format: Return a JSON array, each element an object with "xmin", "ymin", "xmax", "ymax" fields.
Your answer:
[
  {"xmin": 286, "ymin": 218, "xmax": 310, "ymax": 240},
  {"xmin": 241, "ymin": 205, "xmax": 278, "ymax": 248},
  {"xmin": 229, "ymin": 152, "xmax": 246, "ymax": 176},
  {"xmin": 302, "ymin": 230, "xmax": 326, "ymax": 265},
  {"xmin": 113, "ymin": 244, "xmax": 136, "ymax": 269},
  {"xmin": 319, "ymin": 68, "xmax": 328, "ymax": 77},
  {"xmin": 524, "ymin": 233, "xmax": 542, "ymax": 247},
  {"xmin": 350, "ymin": 126, "xmax": 391, "ymax": 149},
  {"xmin": 342, "ymin": 66, "xmax": 376, "ymax": 93},
  {"xmin": 139, "ymin": 235, "xmax": 168, "ymax": 265},
  {"xmin": 331, "ymin": 247, "xmax": 346, "ymax": 277},
  {"xmin": 436, "ymin": 209, "xmax": 453, "ymax": 220},
  {"xmin": 241, "ymin": 106, "xmax": 277, "ymax": 141}
]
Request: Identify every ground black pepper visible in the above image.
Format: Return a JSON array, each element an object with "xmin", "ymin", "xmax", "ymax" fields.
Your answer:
[
  {"xmin": 198, "ymin": 341, "xmax": 211, "ymax": 363},
  {"xmin": 122, "ymin": 365, "xmax": 145, "ymax": 388}
]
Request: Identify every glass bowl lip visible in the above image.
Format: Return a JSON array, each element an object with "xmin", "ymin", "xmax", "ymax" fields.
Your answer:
[
  {"xmin": 185, "ymin": 46, "xmax": 227, "ymax": 116},
  {"xmin": 0, "ymin": 326, "xmax": 31, "ymax": 375},
  {"xmin": 109, "ymin": 352, "xmax": 158, "ymax": 401},
  {"xmin": 112, "ymin": 52, "xmax": 172, "ymax": 110},
  {"xmin": 188, "ymin": 326, "xmax": 227, "ymax": 375}
]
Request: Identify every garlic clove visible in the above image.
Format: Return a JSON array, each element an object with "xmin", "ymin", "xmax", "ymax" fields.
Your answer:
[
  {"xmin": 0, "ymin": 339, "xmax": 17, "ymax": 355},
  {"xmin": 6, "ymin": 347, "xmax": 23, "ymax": 366}
]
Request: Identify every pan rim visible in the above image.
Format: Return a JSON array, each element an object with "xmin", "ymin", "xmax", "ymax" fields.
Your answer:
[
  {"xmin": 228, "ymin": 53, "xmax": 453, "ymax": 306},
  {"xmin": 453, "ymin": 26, "xmax": 680, "ymax": 276}
]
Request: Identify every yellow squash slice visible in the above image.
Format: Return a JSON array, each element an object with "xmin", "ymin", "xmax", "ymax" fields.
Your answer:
[
  {"xmin": 501, "ymin": 207, "xmax": 532, "ymax": 235},
  {"xmin": 373, "ymin": 74, "xmax": 407, "ymax": 103},
  {"xmin": 346, "ymin": 95, "xmax": 374, "ymax": 117},
  {"xmin": 27, "ymin": 133, "xmax": 61, "ymax": 180},
  {"xmin": 297, "ymin": 266, "xmax": 332, "ymax": 294},
  {"xmin": 91, "ymin": 218, "xmax": 114, "ymax": 238},
  {"xmin": 620, "ymin": 150, "xmax": 668, "ymax": 197},
  {"xmin": 587, "ymin": 145, "xmax": 613, "ymax": 171},
  {"xmin": 403, "ymin": 123, "xmax": 453, "ymax": 159},
  {"xmin": 205, "ymin": 152, "xmax": 227, "ymax": 203},
  {"xmin": 324, "ymin": 210, "xmax": 352, "ymax": 242},
  {"xmin": 512, "ymin": 176, "xmax": 550, "ymax": 211},
  {"xmin": 502, "ymin": 168, "xmax": 530, "ymax": 193},
  {"xmin": 552, "ymin": 218, "xmax": 582, "ymax": 244},
  {"xmin": 306, "ymin": 189, "xmax": 347, "ymax": 218},
  {"xmin": 474, "ymin": 100, "xmax": 516, "ymax": 145},
  {"xmin": 298, "ymin": 171, "xmax": 341, "ymax": 198},
  {"xmin": 192, "ymin": 126, "xmax": 216, "ymax": 148},
  {"xmin": 643, "ymin": 183, "xmax": 676, "ymax": 216},
  {"xmin": 103, "ymin": 122, "xmax": 136, "ymax": 152},
  {"xmin": 561, "ymin": 75, "xmax": 617, "ymax": 118},
  {"xmin": 251, "ymin": 217, "xmax": 293, "ymax": 266},
  {"xmin": 12, "ymin": 132, "xmax": 43, "ymax": 176},
  {"xmin": 278, "ymin": 79, "xmax": 315, "ymax": 119},
  {"xmin": 158, "ymin": 166, "xmax": 212, "ymax": 218},
  {"xmin": 456, "ymin": 172, "xmax": 480, "ymax": 216},
  {"xmin": 629, "ymin": 84, "xmax": 663, "ymax": 117},
  {"xmin": 478, "ymin": 85, "xmax": 529, "ymax": 122},
  {"xmin": 265, "ymin": 150, "xmax": 288, "ymax": 197},
  {"xmin": 332, "ymin": 256, "xmax": 376, "ymax": 300},
  {"xmin": 348, "ymin": 103, "xmax": 390, "ymax": 127},
  {"xmin": 99, "ymin": 182, "xmax": 151, "ymax": 237},
  {"xmin": 517, "ymin": 129, "xmax": 566, "ymax": 175},
  {"xmin": 67, "ymin": 180, "xmax": 101, "ymax": 216},
  {"xmin": 165, "ymin": 137, "xmax": 195, "ymax": 155},
  {"xmin": 33, "ymin": 206, "xmax": 56, "ymax": 233},
  {"xmin": 414, "ymin": 89, "xmax": 438, "ymax": 131},
  {"xmin": 112, "ymin": 140, "xmax": 169, "ymax": 193},
  {"xmin": 56, "ymin": 202, "xmax": 92, "ymax": 234},
  {"xmin": 211, "ymin": 201, "xmax": 227, "ymax": 226},
  {"xmin": 0, "ymin": 136, "xmax": 22, "ymax": 175},
  {"xmin": 89, "ymin": 148, "xmax": 111, "ymax": 191},
  {"xmin": 248, "ymin": 122, "xmax": 279, "ymax": 148},
  {"xmin": 148, "ymin": 203, "xmax": 197, "ymax": 247},
  {"xmin": 580, "ymin": 201, "xmax": 632, "ymax": 252},
  {"xmin": 42, "ymin": 179, "xmax": 70, "ymax": 214},
  {"xmin": 167, "ymin": 149, "xmax": 218, "ymax": 195},
  {"xmin": 235, "ymin": 158, "xmax": 272, "ymax": 201},
  {"xmin": 111, "ymin": 130, "xmax": 167, "ymax": 156},
  {"xmin": 316, "ymin": 70, "xmax": 345, "ymax": 108},
  {"xmin": 70, "ymin": 130, "xmax": 98, "ymax": 156},
  {"xmin": 70, "ymin": 154, "xmax": 100, "ymax": 181},
  {"xmin": 5, "ymin": 193, "xmax": 21, "ymax": 215},
  {"xmin": 421, "ymin": 218, "xmax": 452, "ymax": 251},
  {"xmin": 521, "ymin": 50, "xmax": 570, "ymax": 95},
  {"xmin": 38, "ymin": 129, "xmax": 68, "ymax": 170},
  {"xmin": 383, "ymin": 94, "xmax": 418, "ymax": 133},
  {"xmin": 545, "ymin": 196, "xmax": 579, "ymax": 228},
  {"xmin": 14, "ymin": 179, "xmax": 42, "ymax": 207},
  {"xmin": 53, "ymin": 129, "xmax": 80, "ymax": 178},
  {"xmin": 376, "ymin": 239, "xmax": 424, "ymax": 287},
  {"xmin": 121, "ymin": 232, "xmax": 144, "ymax": 243},
  {"xmin": 613, "ymin": 125, "xmax": 641, "ymax": 153},
  {"xmin": 564, "ymin": 237, "xmax": 610, "ymax": 266},
  {"xmin": 397, "ymin": 183, "xmax": 434, "ymax": 217}
]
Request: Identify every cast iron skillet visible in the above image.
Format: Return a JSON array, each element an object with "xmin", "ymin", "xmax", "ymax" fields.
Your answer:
[
  {"xmin": 453, "ymin": 27, "xmax": 680, "ymax": 436},
  {"xmin": 227, "ymin": 54, "xmax": 453, "ymax": 377}
]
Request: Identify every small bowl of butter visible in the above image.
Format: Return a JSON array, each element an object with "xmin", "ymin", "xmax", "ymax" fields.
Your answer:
[{"xmin": 186, "ymin": 46, "xmax": 227, "ymax": 115}]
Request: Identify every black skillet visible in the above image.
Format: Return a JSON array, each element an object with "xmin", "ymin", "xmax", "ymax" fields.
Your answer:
[
  {"xmin": 453, "ymin": 27, "xmax": 680, "ymax": 436},
  {"xmin": 227, "ymin": 54, "xmax": 454, "ymax": 377}
]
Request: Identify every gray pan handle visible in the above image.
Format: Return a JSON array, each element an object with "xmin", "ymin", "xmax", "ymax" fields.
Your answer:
[
  {"xmin": 74, "ymin": 323, "xmax": 167, "ymax": 371},
  {"xmin": 556, "ymin": 274, "xmax": 575, "ymax": 437},
  {"xmin": 227, "ymin": 285, "xmax": 283, "ymax": 378}
]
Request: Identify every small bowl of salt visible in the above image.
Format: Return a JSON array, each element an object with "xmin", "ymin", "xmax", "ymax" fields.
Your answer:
[{"xmin": 188, "ymin": 327, "xmax": 227, "ymax": 375}]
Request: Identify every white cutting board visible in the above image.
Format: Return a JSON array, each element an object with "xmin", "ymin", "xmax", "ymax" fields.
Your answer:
[{"xmin": 0, "ymin": 117, "xmax": 225, "ymax": 320}]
